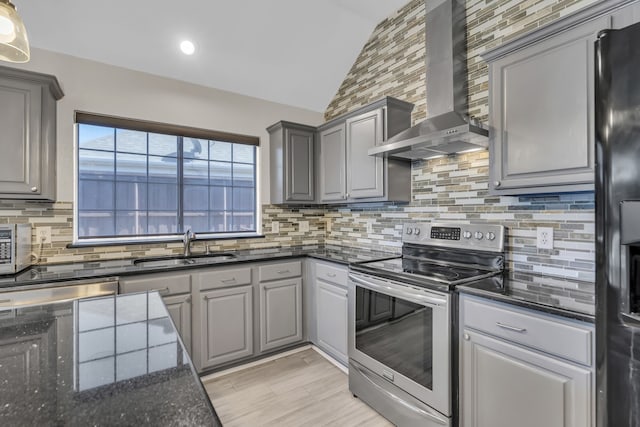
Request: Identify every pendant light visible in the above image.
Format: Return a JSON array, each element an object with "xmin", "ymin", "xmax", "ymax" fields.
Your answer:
[{"xmin": 0, "ymin": 0, "xmax": 29, "ymax": 63}]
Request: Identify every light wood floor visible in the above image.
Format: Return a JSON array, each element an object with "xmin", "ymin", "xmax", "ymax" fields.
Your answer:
[{"xmin": 203, "ymin": 348, "xmax": 394, "ymax": 427}]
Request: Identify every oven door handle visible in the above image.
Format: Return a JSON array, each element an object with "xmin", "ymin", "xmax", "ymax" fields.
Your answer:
[{"xmin": 349, "ymin": 274, "xmax": 447, "ymax": 307}]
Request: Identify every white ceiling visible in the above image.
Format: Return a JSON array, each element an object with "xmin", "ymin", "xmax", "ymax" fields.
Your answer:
[{"xmin": 14, "ymin": 0, "xmax": 410, "ymax": 113}]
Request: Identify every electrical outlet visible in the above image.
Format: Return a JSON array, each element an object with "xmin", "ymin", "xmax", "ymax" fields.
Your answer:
[
  {"xmin": 38, "ymin": 227, "xmax": 52, "ymax": 244},
  {"xmin": 299, "ymin": 221, "xmax": 309, "ymax": 232},
  {"xmin": 325, "ymin": 219, "xmax": 332, "ymax": 233},
  {"xmin": 271, "ymin": 221, "xmax": 280, "ymax": 234},
  {"xmin": 536, "ymin": 227, "xmax": 554, "ymax": 250},
  {"xmin": 366, "ymin": 222, "xmax": 374, "ymax": 234}
]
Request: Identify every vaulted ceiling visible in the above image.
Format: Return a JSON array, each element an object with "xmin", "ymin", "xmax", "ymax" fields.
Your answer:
[{"xmin": 15, "ymin": 0, "xmax": 410, "ymax": 112}]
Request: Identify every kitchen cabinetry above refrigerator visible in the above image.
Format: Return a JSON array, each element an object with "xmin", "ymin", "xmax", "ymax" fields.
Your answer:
[
  {"xmin": 0, "ymin": 66, "xmax": 63, "ymax": 201},
  {"xmin": 482, "ymin": 0, "xmax": 640, "ymax": 195}
]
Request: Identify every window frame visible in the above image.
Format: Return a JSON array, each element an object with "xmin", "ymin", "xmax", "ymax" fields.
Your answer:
[{"xmin": 73, "ymin": 112, "xmax": 262, "ymax": 245}]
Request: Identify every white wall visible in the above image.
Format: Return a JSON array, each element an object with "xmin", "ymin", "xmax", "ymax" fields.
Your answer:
[{"xmin": 12, "ymin": 48, "xmax": 324, "ymax": 203}]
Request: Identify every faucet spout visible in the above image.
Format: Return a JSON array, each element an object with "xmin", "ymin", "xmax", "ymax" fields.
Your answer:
[{"xmin": 183, "ymin": 228, "xmax": 196, "ymax": 257}]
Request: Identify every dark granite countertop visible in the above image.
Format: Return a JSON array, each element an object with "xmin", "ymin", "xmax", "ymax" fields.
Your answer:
[
  {"xmin": 458, "ymin": 270, "xmax": 595, "ymax": 323},
  {"xmin": 0, "ymin": 291, "xmax": 221, "ymax": 426},
  {"xmin": 0, "ymin": 245, "xmax": 398, "ymax": 290}
]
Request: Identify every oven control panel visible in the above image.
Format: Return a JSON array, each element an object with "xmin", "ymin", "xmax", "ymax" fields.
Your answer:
[{"xmin": 403, "ymin": 222, "xmax": 505, "ymax": 252}]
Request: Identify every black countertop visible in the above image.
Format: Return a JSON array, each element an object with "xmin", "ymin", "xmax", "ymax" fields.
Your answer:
[
  {"xmin": 0, "ymin": 291, "xmax": 221, "ymax": 426},
  {"xmin": 458, "ymin": 270, "xmax": 595, "ymax": 323},
  {"xmin": 0, "ymin": 245, "xmax": 398, "ymax": 290}
]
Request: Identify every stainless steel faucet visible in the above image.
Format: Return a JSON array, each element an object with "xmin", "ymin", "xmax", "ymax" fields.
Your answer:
[{"xmin": 183, "ymin": 228, "xmax": 196, "ymax": 257}]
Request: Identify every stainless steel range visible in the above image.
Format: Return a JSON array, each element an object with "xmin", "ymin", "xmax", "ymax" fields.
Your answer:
[{"xmin": 348, "ymin": 222, "xmax": 505, "ymax": 427}]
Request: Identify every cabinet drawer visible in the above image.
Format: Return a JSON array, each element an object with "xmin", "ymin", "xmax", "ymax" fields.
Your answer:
[
  {"xmin": 198, "ymin": 267, "xmax": 252, "ymax": 291},
  {"xmin": 119, "ymin": 273, "xmax": 191, "ymax": 296},
  {"xmin": 462, "ymin": 297, "xmax": 593, "ymax": 366},
  {"xmin": 315, "ymin": 262, "xmax": 348, "ymax": 287},
  {"xmin": 259, "ymin": 260, "xmax": 302, "ymax": 282}
]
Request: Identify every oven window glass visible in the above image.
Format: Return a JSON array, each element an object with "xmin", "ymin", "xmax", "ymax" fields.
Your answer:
[
  {"xmin": 355, "ymin": 286, "xmax": 433, "ymax": 390},
  {"xmin": 630, "ymin": 245, "xmax": 640, "ymax": 314}
]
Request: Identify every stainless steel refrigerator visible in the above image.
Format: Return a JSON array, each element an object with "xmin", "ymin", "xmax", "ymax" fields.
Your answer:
[{"xmin": 595, "ymin": 22, "xmax": 640, "ymax": 427}]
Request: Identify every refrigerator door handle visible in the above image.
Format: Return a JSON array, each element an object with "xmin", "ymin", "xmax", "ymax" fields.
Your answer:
[{"xmin": 621, "ymin": 312, "xmax": 640, "ymax": 328}]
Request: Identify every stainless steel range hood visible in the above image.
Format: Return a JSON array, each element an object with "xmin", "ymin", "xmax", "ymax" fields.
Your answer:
[{"xmin": 369, "ymin": 0, "xmax": 488, "ymax": 160}]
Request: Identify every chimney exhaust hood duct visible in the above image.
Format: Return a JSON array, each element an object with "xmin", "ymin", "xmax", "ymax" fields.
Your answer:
[{"xmin": 369, "ymin": 0, "xmax": 488, "ymax": 160}]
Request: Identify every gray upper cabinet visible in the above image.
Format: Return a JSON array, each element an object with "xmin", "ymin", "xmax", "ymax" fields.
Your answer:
[
  {"xmin": 346, "ymin": 109, "xmax": 384, "ymax": 199},
  {"xmin": 0, "ymin": 66, "xmax": 63, "ymax": 201},
  {"xmin": 483, "ymin": 14, "xmax": 610, "ymax": 195},
  {"xmin": 268, "ymin": 121, "xmax": 316, "ymax": 204},
  {"xmin": 319, "ymin": 124, "xmax": 346, "ymax": 202},
  {"xmin": 318, "ymin": 97, "xmax": 414, "ymax": 204}
]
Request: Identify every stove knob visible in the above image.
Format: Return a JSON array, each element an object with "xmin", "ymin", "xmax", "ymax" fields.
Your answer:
[
  {"xmin": 406, "ymin": 227, "xmax": 413, "ymax": 235},
  {"xmin": 474, "ymin": 231, "xmax": 484, "ymax": 240},
  {"xmin": 487, "ymin": 232, "xmax": 496, "ymax": 241},
  {"xmin": 414, "ymin": 228, "xmax": 421, "ymax": 236},
  {"xmin": 463, "ymin": 231, "xmax": 472, "ymax": 239}
]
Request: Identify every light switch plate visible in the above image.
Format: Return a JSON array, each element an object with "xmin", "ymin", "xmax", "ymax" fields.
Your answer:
[
  {"xmin": 299, "ymin": 221, "xmax": 309, "ymax": 232},
  {"xmin": 271, "ymin": 222, "xmax": 280, "ymax": 234}
]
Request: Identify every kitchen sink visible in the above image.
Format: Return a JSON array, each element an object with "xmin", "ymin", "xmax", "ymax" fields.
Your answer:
[{"xmin": 133, "ymin": 253, "xmax": 237, "ymax": 268}]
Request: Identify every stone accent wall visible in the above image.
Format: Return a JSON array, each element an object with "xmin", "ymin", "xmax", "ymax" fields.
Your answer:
[{"xmin": 323, "ymin": 0, "xmax": 599, "ymax": 281}]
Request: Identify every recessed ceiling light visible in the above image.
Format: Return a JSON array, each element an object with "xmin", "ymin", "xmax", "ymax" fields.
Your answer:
[{"xmin": 180, "ymin": 40, "xmax": 195, "ymax": 55}]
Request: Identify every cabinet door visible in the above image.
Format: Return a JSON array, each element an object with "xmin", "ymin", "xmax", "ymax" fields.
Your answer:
[
  {"xmin": 0, "ymin": 77, "xmax": 42, "ymax": 196},
  {"xmin": 259, "ymin": 278, "xmax": 302, "ymax": 352},
  {"xmin": 199, "ymin": 285, "xmax": 253, "ymax": 369},
  {"xmin": 369, "ymin": 292, "xmax": 393, "ymax": 322},
  {"xmin": 346, "ymin": 109, "xmax": 385, "ymax": 199},
  {"xmin": 461, "ymin": 329, "xmax": 592, "ymax": 427},
  {"xmin": 285, "ymin": 127, "xmax": 314, "ymax": 201},
  {"xmin": 316, "ymin": 280, "xmax": 348, "ymax": 364},
  {"xmin": 319, "ymin": 123, "xmax": 347, "ymax": 202},
  {"xmin": 163, "ymin": 294, "xmax": 192, "ymax": 354},
  {"xmin": 489, "ymin": 16, "xmax": 609, "ymax": 194}
]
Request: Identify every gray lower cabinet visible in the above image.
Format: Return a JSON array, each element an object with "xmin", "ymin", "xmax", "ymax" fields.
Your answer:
[
  {"xmin": 312, "ymin": 260, "xmax": 349, "ymax": 365},
  {"xmin": 259, "ymin": 278, "xmax": 302, "ymax": 352},
  {"xmin": 316, "ymin": 280, "xmax": 348, "ymax": 365},
  {"xmin": 0, "ymin": 66, "xmax": 63, "ymax": 201},
  {"xmin": 460, "ymin": 295, "xmax": 594, "ymax": 427},
  {"xmin": 163, "ymin": 293, "xmax": 192, "ymax": 354},
  {"xmin": 199, "ymin": 285, "xmax": 253, "ymax": 369},
  {"xmin": 268, "ymin": 121, "xmax": 316, "ymax": 204},
  {"xmin": 483, "ymin": 12, "xmax": 610, "ymax": 194},
  {"xmin": 118, "ymin": 272, "xmax": 192, "ymax": 354}
]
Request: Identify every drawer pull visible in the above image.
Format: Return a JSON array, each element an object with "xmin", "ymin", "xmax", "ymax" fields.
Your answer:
[
  {"xmin": 326, "ymin": 273, "xmax": 336, "ymax": 278},
  {"xmin": 158, "ymin": 287, "xmax": 170, "ymax": 296},
  {"xmin": 0, "ymin": 299, "xmax": 12, "ymax": 304},
  {"xmin": 221, "ymin": 278, "xmax": 237, "ymax": 283},
  {"xmin": 277, "ymin": 270, "xmax": 290, "ymax": 274},
  {"xmin": 496, "ymin": 322, "xmax": 527, "ymax": 333}
]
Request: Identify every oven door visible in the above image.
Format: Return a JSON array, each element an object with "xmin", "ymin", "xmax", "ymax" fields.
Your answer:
[{"xmin": 348, "ymin": 272, "xmax": 451, "ymax": 417}]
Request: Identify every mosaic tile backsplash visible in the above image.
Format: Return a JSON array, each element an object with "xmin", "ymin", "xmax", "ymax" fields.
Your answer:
[{"xmin": 0, "ymin": 0, "xmax": 598, "ymax": 282}]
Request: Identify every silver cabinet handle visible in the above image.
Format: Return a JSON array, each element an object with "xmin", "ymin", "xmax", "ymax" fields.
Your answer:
[
  {"xmin": 496, "ymin": 322, "xmax": 526, "ymax": 333},
  {"xmin": 327, "ymin": 273, "xmax": 336, "ymax": 278},
  {"xmin": 464, "ymin": 333, "xmax": 470, "ymax": 341},
  {"xmin": 277, "ymin": 270, "xmax": 290, "ymax": 274},
  {"xmin": 0, "ymin": 299, "xmax": 13, "ymax": 304},
  {"xmin": 345, "ymin": 193, "xmax": 350, "ymax": 198},
  {"xmin": 30, "ymin": 187, "xmax": 38, "ymax": 192},
  {"xmin": 158, "ymin": 287, "xmax": 170, "ymax": 296},
  {"xmin": 221, "ymin": 278, "xmax": 236, "ymax": 283}
]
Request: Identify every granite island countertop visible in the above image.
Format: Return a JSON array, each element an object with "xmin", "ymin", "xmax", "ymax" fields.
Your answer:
[
  {"xmin": 457, "ymin": 270, "xmax": 595, "ymax": 323},
  {"xmin": 0, "ymin": 291, "xmax": 221, "ymax": 426},
  {"xmin": 0, "ymin": 245, "xmax": 399, "ymax": 290}
]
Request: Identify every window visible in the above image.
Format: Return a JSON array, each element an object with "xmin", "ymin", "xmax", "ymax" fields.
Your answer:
[{"xmin": 76, "ymin": 113, "xmax": 259, "ymax": 241}]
